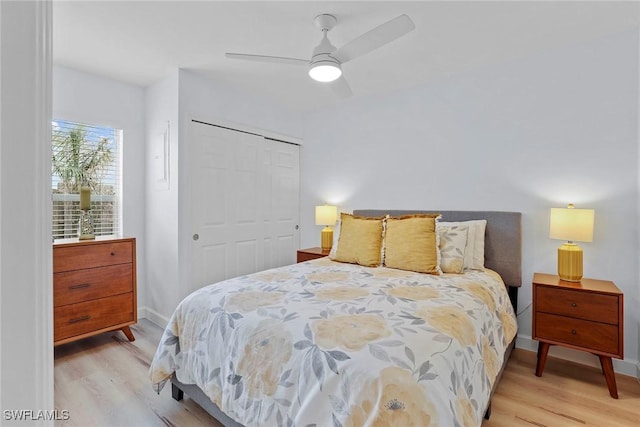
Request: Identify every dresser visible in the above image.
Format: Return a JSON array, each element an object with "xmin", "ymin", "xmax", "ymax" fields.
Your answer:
[
  {"xmin": 297, "ymin": 247, "xmax": 330, "ymax": 263},
  {"xmin": 53, "ymin": 237, "xmax": 137, "ymax": 346},
  {"xmin": 532, "ymin": 272, "xmax": 623, "ymax": 398}
]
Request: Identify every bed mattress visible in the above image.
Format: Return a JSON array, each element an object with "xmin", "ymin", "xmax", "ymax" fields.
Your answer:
[{"xmin": 150, "ymin": 258, "xmax": 517, "ymax": 427}]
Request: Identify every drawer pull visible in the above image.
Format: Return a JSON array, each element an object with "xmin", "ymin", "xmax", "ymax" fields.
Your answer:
[
  {"xmin": 571, "ymin": 302, "xmax": 577, "ymax": 307},
  {"xmin": 68, "ymin": 315, "xmax": 91, "ymax": 324},
  {"xmin": 571, "ymin": 329, "xmax": 577, "ymax": 335},
  {"xmin": 111, "ymin": 252, "xmax": 115, "ymax": 256},
  {"xmin": 69, "ymin": 283, "xmax": 91, "ymax": 290}
]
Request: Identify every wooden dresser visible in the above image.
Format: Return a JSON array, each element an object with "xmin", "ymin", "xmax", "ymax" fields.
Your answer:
[
  {"xmin": 53, "ymin": 237, "xmax": 137, "ymax": 346},
  {"xmin": 532, "ymin": 272, "xmax": 623, "ymax": 398}
]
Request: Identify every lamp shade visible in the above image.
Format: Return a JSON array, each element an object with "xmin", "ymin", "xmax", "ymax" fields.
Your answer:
[
  {"xmin": 315, "ymin": 205, "xmax": 337, "ymax": 226},
  {"xmin": 549, "ymin": 206, "xmax": 594, "ymax": 242}
]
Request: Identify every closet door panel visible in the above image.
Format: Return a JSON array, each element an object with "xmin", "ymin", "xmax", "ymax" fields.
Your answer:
[{"xmin": 190, "ymin": 121, "xmax": 299, "ymax": 291}]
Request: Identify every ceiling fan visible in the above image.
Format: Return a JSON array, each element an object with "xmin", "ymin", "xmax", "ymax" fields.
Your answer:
[{"xmin": 225, "ymin": 13, "xmax": 415, "ymax": 98}]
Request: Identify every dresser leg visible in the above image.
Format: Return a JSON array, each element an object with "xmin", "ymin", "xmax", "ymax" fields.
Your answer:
[
  {"xmin": 598, "ymin": 356, "xmax": 618, "ymax": 399},
  {"xmin": 121, "ymin": 326, "xmax": 135, "ymax": 342},
  {"xmin": 535, "ymin": 342, "xmax": 550, "ymax": 377}
]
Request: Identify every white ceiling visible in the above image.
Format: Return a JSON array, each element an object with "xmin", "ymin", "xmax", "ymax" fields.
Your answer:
[{"xmin": 53, "ymin": 1, "xmax": 639, "ymax": 112}]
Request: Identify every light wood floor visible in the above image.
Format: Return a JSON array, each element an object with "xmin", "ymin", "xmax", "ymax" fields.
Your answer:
[{"xmin": 54, "ymin": 319, "xmax": 640, "ymax": 426}]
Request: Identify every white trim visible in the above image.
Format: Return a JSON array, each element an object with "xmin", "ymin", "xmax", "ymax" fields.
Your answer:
[
  {"xmin": 35, "ymin": 0, "xmax": 54, "ymax": 415},
  {"xmin": 138, "ymin": 306, "xmax": 170, "ymax": 329},
  {"xmin": 0, "ymin": 0, "xmax": 3, "ymax": 410},
  {"xmin": 517, "ymin": 334, "xmax": 639, "ymax": 378},
  {"xmin": 0, "ymin": 0, "xmax": 53, "ymax": 419}
]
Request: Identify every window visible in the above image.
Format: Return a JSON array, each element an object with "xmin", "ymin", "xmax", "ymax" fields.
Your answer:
[{"xmin": 51, "ymin": 120, "xmax": 122, "ymax": 240}]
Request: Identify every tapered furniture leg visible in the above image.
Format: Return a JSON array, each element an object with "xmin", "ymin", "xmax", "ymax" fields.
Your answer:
[
  {"xmin": 535, "ymin": 342, "xmax": 550, "ymax": 377},
  {"xmin": 598, "ymin": 355, "xmax": 618, "ymax": 399},
  {"xmin": 121, "ymin": 326, "xmax": 135, "ymax": 342}
]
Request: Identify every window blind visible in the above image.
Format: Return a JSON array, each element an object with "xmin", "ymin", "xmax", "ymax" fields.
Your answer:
[{"xmin": 52, "ymin": 120, "xmax": 122, "ymax": 240}]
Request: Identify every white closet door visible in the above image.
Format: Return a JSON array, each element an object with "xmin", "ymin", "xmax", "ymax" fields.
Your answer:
[
  {"xmin": 190, "ymin": 121, "xmax": 299, "ymax": 290},
  {"xmin": 263, "ymin": 138, "xmax": 300, "ymax": 270}
]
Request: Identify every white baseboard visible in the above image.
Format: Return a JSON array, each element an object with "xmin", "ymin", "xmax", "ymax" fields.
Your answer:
[
  {"xmin": 517, "ymin": 334, "xmax": 638, "ymax": 378},
  {"xmin": 138, "ymin": 306, "xmax": 170, "ymax": 329}
]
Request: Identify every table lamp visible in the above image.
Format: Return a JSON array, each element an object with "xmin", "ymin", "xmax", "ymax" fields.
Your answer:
[
  {"xmin": 549, "ymin": 204, "xmax": 595, "ymax": 282},
  {"xmin": 315, "ymin": 205, "xmax": 337, "ymax": 251}
]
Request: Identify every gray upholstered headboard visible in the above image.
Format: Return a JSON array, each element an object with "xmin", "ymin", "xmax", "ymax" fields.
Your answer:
[{"xmin": 353, "ymin": 210, "xmax": 522, "ymax": 288}]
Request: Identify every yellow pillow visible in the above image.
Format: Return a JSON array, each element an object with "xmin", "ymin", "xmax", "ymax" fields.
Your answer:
[
  {"xmin": 384, "ymin": 214, "xmax": 440, "ymax": 274},
  {"xmin": 332, "ymin": 213, "xmax": 384, "ymax": 267}
]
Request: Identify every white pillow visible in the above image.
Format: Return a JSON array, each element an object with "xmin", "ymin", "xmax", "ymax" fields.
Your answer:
[
  {"xmin": 438, "ymin": 220, "xmax": 486, "ymax": 270},
  {"xmin": 437, "ymin": 224, "xmax": 468, "ymax": 273}
]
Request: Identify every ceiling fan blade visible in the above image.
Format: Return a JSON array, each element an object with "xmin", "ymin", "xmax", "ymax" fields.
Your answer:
[
  {"xmin": 225, "ymin": 53, "xmax": 308, "ymax": 66},
  {"xmin": 328, "ymin": 75, "xmax": 353, "ymax": 98},
  {"xmin": 332, "ymin": 14, "xmax": 415, "ymax": 63}
]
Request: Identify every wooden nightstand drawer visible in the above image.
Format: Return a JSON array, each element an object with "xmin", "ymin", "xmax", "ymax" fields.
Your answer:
[
  {"xmin": 535, "ymin": 312, "xmax": 619, "ymax": 355},
  {"xmin": 54, "ymin": 264, "xmax": 134, "ymax": 307},
  {"xmin": 297, "ymin": 247, "xmax": 329, "ymax": 263},
  {"xmin": 54, "ymin": 293, "xmax": 134, "ymax": 342},
  {"xmin": 536, "ymin": 286, "xmax": 619, "ymax": 324},
  {"xmin": 54, "ymin": 240, "xmax": 133, "ymax": 273}
]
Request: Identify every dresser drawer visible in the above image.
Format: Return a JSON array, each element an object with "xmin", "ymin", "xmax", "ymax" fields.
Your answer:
[
  {"xmin": 535, "ymin": 286, "xmax": 619, "ymax": 324},
  {"xmin": 54, "ymin": 240, "xmax": 133, "ymax": 273},
  {"xmin": 54, "ymin": 264, "xmax": 133, "ymax": 307},
  {"xmin": 54, "ymin": 293, "xmax": 134, "ymax": 341},
  {"xmin": 535, "ymin": 312, "xmax": 619, "ymax": 355}
]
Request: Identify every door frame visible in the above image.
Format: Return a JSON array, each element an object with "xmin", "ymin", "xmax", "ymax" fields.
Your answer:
[{"xmin": 0, "ymin": 0, "xmax": 54, "ymax": 417}]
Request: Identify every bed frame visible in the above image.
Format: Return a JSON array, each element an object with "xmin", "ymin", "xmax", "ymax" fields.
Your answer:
[{"xmin": 171, "ymin": 210, "xmax": 522, "ymax": 425}]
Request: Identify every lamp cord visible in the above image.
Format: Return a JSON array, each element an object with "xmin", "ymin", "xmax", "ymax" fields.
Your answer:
[{"xmin": 516, "ymin": 302, "xmax": 532, "ymax": 317}]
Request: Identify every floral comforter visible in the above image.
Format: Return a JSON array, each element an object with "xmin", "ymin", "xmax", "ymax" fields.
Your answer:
[{"xmin": 149, "ymin": 258, "xmax": 517, "ymax": 427}]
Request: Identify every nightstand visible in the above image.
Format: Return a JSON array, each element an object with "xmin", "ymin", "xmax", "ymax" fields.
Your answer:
[
  {"xmin": 297, "ymin": 247, "xmax": 330, "ymax": 263},
  {"xmin": 532, "ymin": 272, "xmax": 624, "ymax": 398}
]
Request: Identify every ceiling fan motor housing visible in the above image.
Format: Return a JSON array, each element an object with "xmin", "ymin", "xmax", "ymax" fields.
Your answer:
[
  {"xmin": 310, "ymin": 35, "xmax": 340, "ymax": 64},
  {"xmin": 309, "ymin": 16, "xmax": 342, "ymax": 82}
]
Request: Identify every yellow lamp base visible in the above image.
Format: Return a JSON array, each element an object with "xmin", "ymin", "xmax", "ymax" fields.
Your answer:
[
  {"xmin": 321, "ymin": 226, "xmax": 333, "ymax": 251},
  {"xmin": 557, "ymin": 242, "xmax": 583, "ymax": 282}
]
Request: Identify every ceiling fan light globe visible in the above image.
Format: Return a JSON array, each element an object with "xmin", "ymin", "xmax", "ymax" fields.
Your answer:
[{"xmin": 308, "ymin": 63, "xmax": 342, "ymax": 82}]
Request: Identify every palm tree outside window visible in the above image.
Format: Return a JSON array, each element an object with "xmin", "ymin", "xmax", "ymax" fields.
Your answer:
[{"xmin": 51, "ymin": 120, "xmax": 122, "ymax": 240}]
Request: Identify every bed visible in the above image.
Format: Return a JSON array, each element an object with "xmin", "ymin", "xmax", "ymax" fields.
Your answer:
[{"xmin": 150, "ymin": 210, "xmax": 521, "ymax": 427}]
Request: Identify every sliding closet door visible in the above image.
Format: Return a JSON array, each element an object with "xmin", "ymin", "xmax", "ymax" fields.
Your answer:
[
  {"xmin": 263, "ymin": 138, "xmax": 300, "ymax": 270},
  {"xmin": 189, "ymin": 121, "xmax": 299, "ymax": 289}
]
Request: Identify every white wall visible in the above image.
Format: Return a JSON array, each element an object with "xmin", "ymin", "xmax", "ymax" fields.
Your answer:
[
  {"xmin": 1, "ymin": 0, "xmax": 53, "ymax": 421},
  {"xmin": 144, "ymin": 70, "xmax": 180, "ymax": 322},
  {"xmin": 143, "ymin": 69, "xmax": 303, "ymax": 322},
  {"xmin": 53, "ymin": 66, "xmax": 147, "ymax": 310},
  {"xmin": 301, "ymin": 29, "xmax": 639, "ymax": 375}
]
